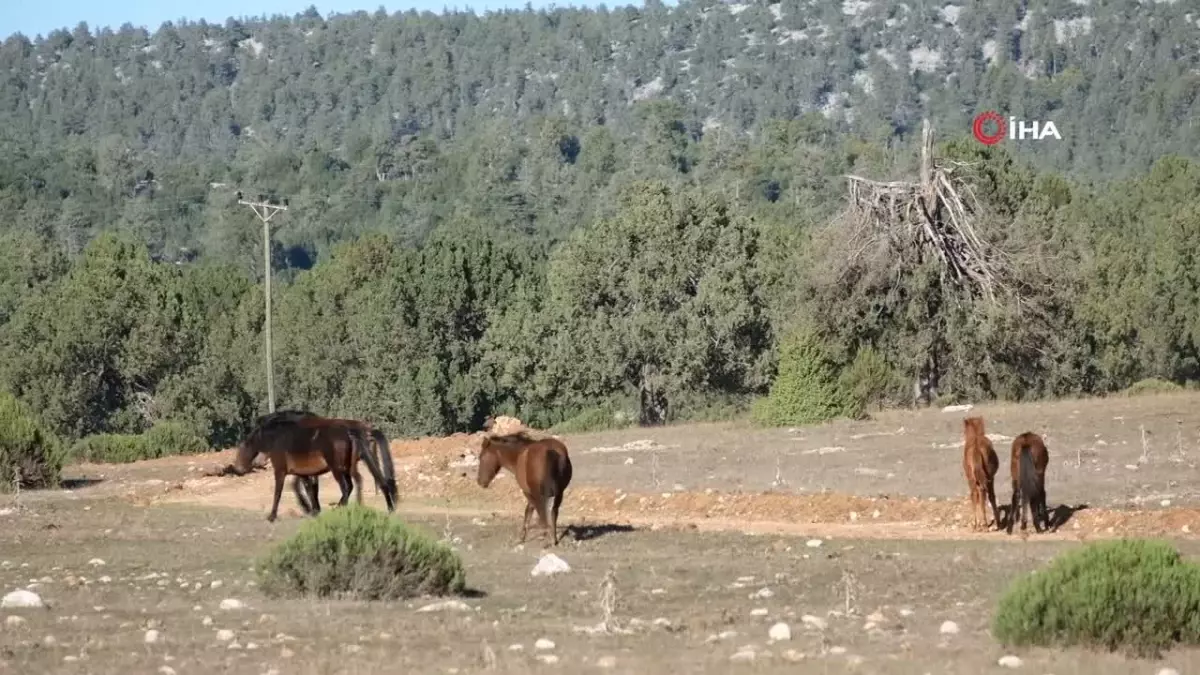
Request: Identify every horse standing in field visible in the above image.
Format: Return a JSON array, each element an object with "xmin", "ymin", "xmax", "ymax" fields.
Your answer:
[
  {"xmin": 228, "ymin": 412, "xmax": 397, "ymax": 522},
  {"xmin": 1007, "ymin": 432, "xmax": 1050, "ymax": 535},
  {"xmin": 962, "ymin": 416, "xmax": 1001, "ymax": 531},
  {"xmin": 476, "ymin": 431, "xmax": 573, "ymax": 546}
]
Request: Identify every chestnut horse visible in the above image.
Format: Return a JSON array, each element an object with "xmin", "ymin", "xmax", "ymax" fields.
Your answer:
[
  {"xmin": 962, "ymin": 416, "xmax": 1001, "ymax": 531},
  {"xmin": 228, "ymin": 411, "xmax": 396, "ymax": 522},
  {"xmin": 1007, "ymin": 432, "xmax": 1050, "ymax": 534},
  {"xmin": 476, "ymin": 431, "xmax": 573, "ymax": 546}
]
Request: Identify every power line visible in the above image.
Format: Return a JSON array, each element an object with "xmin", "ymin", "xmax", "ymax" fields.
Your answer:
[{"xmin": 238, "ymin": 193, "xmax": 288, "ymax": 414}]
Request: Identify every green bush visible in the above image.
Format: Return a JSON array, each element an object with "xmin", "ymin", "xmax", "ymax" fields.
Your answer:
[
  {"xmin": 837, "ymin": 346, "xmax": 901, "ymax": 411},
  {"xmin": 257, "ymin": 506, "xmax": 468, "ymax": 601},
  {"xmin": 71, "ymin": 420, "xmax": 209, "ymax": 464},
  {"xmin": 551, "ymin": 406, "xmax": 633, "ymax": 434},
  {"xmin": 752, "ymin": 327, "xmax": 861, "ymax": 427},
  {"xmin": 1121, "ymin": 378, "xmax": 1183, "ymax": 397},
  {"xmin": 992, "ymin": 539, "xmax": 1200, "ymax": 657},
  {"xmin": 0, "ymin": 391, "xmax": 65, "ymax": 490}
]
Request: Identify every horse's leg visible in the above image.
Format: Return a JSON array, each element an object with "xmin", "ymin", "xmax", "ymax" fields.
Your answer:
[
  {"xmin": 307, "ymin": 477, "xmax": 321, "ymax": 515},
  {"xmin": 267, "ymin": 465, "xmax": 286, "ymax": 523},
  {"xmin": 292, "ymin": 477, "xmax": 313, "ymax": 515},
  {"xmin": 334, "ymin": 469, "xmax": 354, "ymax": 507},
  {"xmin": 550, "ymin": 489, "xmax": 565, "ymax": 546},
  {"xmin": 532, "ymin": 492, "xmax": 551, "ymax": 543},
  {"xmin": 985, "ymin": 477, "xmax": 1000, "ymax": 531},
  {"xmin": 1006, "ymin": 481, "xmax": 1019, "ymax": 534},
  {"xmin": 519, "ymin": 500, "xmax": 534, "ymax": 544},
  {"xmin": 350, "ymin": 464, "xmax": 365, "ymax": 505}
]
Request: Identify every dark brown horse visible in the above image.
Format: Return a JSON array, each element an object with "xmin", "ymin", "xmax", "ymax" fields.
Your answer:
[
  {"xmin": 228, "ymin": 411, "xmax": 395, "ymax": 522},
  {"xmin": 962, "ymin": 416, "xmax": 1001, "ymax": 532},
  {"xmin": 295, "ymin": 415, "xmax": 398, "ymax": 512},
  {"xmin": 477, "ymin": 431, "xmax": 573, "ymax": 546},
  {"xmin": 1007, "ymin": 432, "xmax": 1050, "ymax": 534}
]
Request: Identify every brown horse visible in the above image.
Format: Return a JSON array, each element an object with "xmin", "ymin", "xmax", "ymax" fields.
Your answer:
[
  {"xmin": 297, "ymin": 415, "xmax": 398, "ymax": 512},
  {"xmin": 962, "ymin": 416, "xmax": 1001, "ymax": 531},
  {"xmin": 477, "ymin": 431, "xmax": 573, "ymax": 546},
  {"xmin": 1007, "ymin": 432, "xmax": 1050, "ymax": 534},
  {"xmin": 229, "ymin": 411, "xmax": 395, "ymax": 522}
]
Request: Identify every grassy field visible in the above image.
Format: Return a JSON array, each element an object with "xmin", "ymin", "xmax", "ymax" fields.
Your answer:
[{"xmin": 5, "ymin": 392, "xmax": 1200, "ymax": 673}]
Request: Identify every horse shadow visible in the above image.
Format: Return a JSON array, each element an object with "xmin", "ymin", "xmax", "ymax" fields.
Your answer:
[
  {"xmin": 565, "ymin": 523, "xmax": 637, "ymax": 542},
  {"xmin": 997, "ymin": 502, "xmax": 1088, "ymax": 533}
]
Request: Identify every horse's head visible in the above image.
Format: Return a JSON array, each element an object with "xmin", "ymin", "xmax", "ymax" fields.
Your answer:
[
  {"xmin": 481, "ymin": 415, "xmax": 496, "ymax": 433},
  {"xmin": 230, "ymin": 431, "xmax": 260, "ymax": 475},
  {"xmin": 476, "ymin": 438, "xmax": 502, "ymax": 488}
]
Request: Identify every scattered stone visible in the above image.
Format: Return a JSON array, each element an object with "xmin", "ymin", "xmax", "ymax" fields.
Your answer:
[
  {"xmin": 202, "ymin": 616, "xmax": 213, "ymax": 626},
  {"xmin": 534, "ymin": 638, "xmax": 555, "ymax": 651},
  {"xmin": 1157, "ymin": 669, "xmax": 1180, "ymax": 675},
  {"xmin": 751, "ymin": 587, "xmax": 774, "ymax": 599},
  {"xmin": 42, "ymin": 635, "xmax": 56, "ymax": 646},
  {"xmin": 829, "ymin": 646, "xmax": 847, "ymax": 655},
  {"xmin": 768, "ymin": 622, "xmax": 791, "ymax": 641},
  {"xmin": 508, "ymin": 644, "xmax": 523, "ymax": 651},
  {"xmin": 782, "ymin": 649, "xmax": 806, "ymax": 662},
  {"xmin": 5, "ymin": 615, "xmax": 27, "ymax": 627},
  {"xmin": 867, "ymin": 611, "xmax": 885, "ymax": 623},
  {"xmin": 805, "ymin": 539, "xmax": 823, "ymax": 548},
  {"xmin": 939, "ymin": 620, "xmax": 959, "ymax": 635},
  {"xmin": 997, "ymin": 655, "xmax": 1023, "ymax": 668},
  {"xmin": 158, "ymin": 667, "xmax": 176, "ymax": 675},
  {"xmin": 216, "ymin": 629, "xmax": 235, "ymax": 642},
  {"xmin": 210, "ymin": 580, "xmax": 223, "ymax": 589},
  {"xmin": 281, "ymin": 647, "xmax": 295, "ymax": 658},
  {"xmin": 144, "ymin": 629, "xmax": 161, "ymax": 644},
  {"xmin": 730, "ymin": 649, "xmax": 756, "ymax": 662},
  {"xmin": 899, "ymin": 608, "xmax": 914, "ymax": 617},
  {"xmin": 536, "ymin": 654, "xmax": 560, "ymax": 664},
  {"xmin": 219, "ymin": 598, "xmax": 245, "ymax": 610},
  {"xmin": 416, "ymin": 600, "xmax": 472, "ymax": 612},
  {"xmin": 750, "ymin": 608, "xmax": 769, "ymax": 617},
  {"xmin": 1, "ymin": 589, "xmax": 44, "ymax": 609},
  {"xmin": 596, "ymin": 655, "xmax": 617, "ymax": 668},
  {"xmin": 63, "ymin": 655, "xmax": 79, "ymax": 662},
  {"xmin": 801, "ymin": 615, "xmax": 827, "ymax": 631},
  {"xmin": 88, "ymin": 558, "xmax": 105, "ymax": 567},
  {"xmin": 531, "ymin": 554, "xmax": 571, "ymax": 577}
]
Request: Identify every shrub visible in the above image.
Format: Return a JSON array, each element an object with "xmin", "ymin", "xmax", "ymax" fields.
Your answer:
[
  {"xmin": 551, "ymin": 406, "xmax": 632, "ymax": 434},
  {"xmin": 0, "ymin": 391, "xmax": 65, "ymax": 490},
  {"xmin": 752, "ymin": 327, "xmax": 862, "ymax": 427},
  {"xmin": 837, "ymin": 346, "xmax": 901, "ymax": 411},
  {"xmin": 71, "ymin": 420, "xmax": 209, "ymax": 464},
  {"xmin": 992, "ymin": 539, "xmax": 1200, "ymax": 657},
  {"xmin": 1122, "ymin": 378, "xmax": 1183, "ymax": 397},
  {"xmin": 257, "ymin": 506, "xmax": 468, "ymax": 601}
]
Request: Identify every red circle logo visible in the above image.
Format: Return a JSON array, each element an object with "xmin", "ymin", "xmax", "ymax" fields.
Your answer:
[{"xmin": 972, "ymin": 111, "xmax": 1006, "ymax": 145}]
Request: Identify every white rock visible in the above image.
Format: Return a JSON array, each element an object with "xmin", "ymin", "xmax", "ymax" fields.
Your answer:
[
  {"xmin": 730, "ymin": 649, "xmax": 756, "ymax": 662},
  {"xmin": 219, "ymin": 598, "xmax": 245, "ymax": 610},
  {"xmin": 939, "ymin": 620, "xmax": 959, "ymax": 635},
  {"xmin": 416, "ymin": 600, "xmax": 472, "ymax": 612},
  {"xmin": 88, "ymin": 558, "xmax": 105, "ymax": 567},
  {"xmin": 144, "ymin": 629, "xmax": 160, "ymax": 644},
  {"xmin": 508, "ymin": 644, "xmax": 524, "ymax": 651},
  {"xmin": 751, "ymin": 587, "xmax": 774, "ymax": 599},
  {"xmin": 805, "ymin": 539, "xmax": 823, "ymax": 548},
  {"xmin": 215, "ymin": 629, "xmax": 235, "ymax": 642},
  {"xmin": 534, "ymin": 638, "xmax": 555, "ymax": 650},
  {"xmin": 1, "ymin": 590, "xmax": 43, "ymax": 608},
  {"xmin": 829, "ymin": 646, "xmax": 847, "ymax": 655},
  {"xmin": 158, "ymin": 667, "xmax": 177, "ymax": 675},
  {"xmin": 42, "ymin": 635, "xmax": 56, "ymax": 646},
  {"xmin": 750, "ymin": 608, "xmax": 769, "ymax": 616},
  {"xmin": 997, "ymin": 655, "xmax": 1022, "ymax": 668},
  {"xmin": 768, "ymin": 622, "xmax": 792, "ymax": 641},
  {"xmin": 536, "ymin": 654, "xmax": 559, "ymax": 664},
  {"xmin": 942, "ymin": 404, "xmax": 973, "ymax": 412},
  {"xmin": 801, "ymin": 615, "xmax": 827, "ymax": 630},
  {"xmin": 1157, "ymin": 669, "xmax": 1180, "ymax": 675},
  {"xmin": 596, "ymin": 656, "xmax": 617, "ymax": 668},
  {"xmin": 5, "ymin": 615, "xmax": 26, "ymax": 627},
  {"xmin": 531, "ymin": 554, "xmax": 571, "ymax": 577}
]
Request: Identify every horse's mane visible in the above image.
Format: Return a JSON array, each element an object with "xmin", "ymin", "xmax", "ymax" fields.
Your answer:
[{"xmin": 484, "ymin": 431, "xmax": 540, "ymax": 446}]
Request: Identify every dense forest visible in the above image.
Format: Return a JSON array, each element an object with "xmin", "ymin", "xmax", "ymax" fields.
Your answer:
[{"xmin": 0, "ymin": 0, "xmax": 1199, "ymax": 485}]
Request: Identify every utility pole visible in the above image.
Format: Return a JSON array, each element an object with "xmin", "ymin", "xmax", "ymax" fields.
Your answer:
[{"xmin": 238, "ymin": 194, "xmax": 288, "ymax": 413}]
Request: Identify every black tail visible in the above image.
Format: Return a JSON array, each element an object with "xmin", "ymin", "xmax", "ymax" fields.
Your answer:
[
  {"xmin": 351, "ymin": 429, "xmax": 393, "ymax": 512},
  {"xmin": 370, "ymin": 428, "xmax": 398, "ymax": 511},
  {"xmin": 1019, "ymin": 445, "xmax": 1041, "ymax": 505}
]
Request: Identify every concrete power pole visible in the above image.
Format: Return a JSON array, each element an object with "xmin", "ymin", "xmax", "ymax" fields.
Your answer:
[{"xmin": 238, "ymin": 195, "xmax": 288, "ymax": 413}]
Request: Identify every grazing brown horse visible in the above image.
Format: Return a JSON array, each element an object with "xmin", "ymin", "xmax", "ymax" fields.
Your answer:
[
  {"xmin": 229, "ymin": 411, "xmax": 396, "ymax": 522},
  {"xmin": 295, "ymin": 415, "xmax": 398, "ymax": 512},
  {"xmin": 1007, "ymin": 432, "xmax": 1050, "ymax": 534},
  {"xmin": 476, "ymin": 431, "xmax": 573, "ymax": 546},
  {"xmin": 962, "ymin": 416, "xmax": 1001, "ymax": 531}
]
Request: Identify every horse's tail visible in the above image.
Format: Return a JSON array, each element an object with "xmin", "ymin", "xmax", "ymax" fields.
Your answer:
[
  {"xmin": 370, "ymin": 428, "xmax": 397, "ymax": 512},
  {"xmin": 1018, "ymin": 443, "xmax": 1041, "ymax": 504},
  {"xmin": 349, "ymin": 428, "xmax": 392, "ymax": 513}
]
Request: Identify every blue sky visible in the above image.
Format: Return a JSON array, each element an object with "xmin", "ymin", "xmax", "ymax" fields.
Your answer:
[{"xmin": 2, "ymin": 0, "xmax": 616, "ymax": 40}]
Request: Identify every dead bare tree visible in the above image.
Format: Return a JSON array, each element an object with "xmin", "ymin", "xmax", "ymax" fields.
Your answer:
[{"xmin": 832, "ymin": 119, "xmax": 1015, "ymax": 405}]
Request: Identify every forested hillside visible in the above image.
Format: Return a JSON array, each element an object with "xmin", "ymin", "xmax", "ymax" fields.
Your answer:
[{"xmin": 0, "ymin": 1, "xmax": 1198, "ymax": 480}]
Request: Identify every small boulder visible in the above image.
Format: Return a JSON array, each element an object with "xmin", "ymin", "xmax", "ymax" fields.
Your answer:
[{"xmin": 1, "ymin": 590, "xmax": 43, "ymax": 609}]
